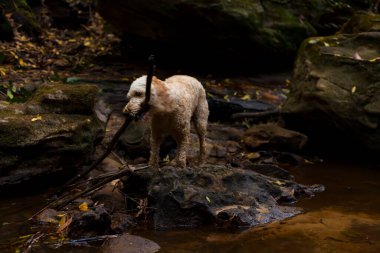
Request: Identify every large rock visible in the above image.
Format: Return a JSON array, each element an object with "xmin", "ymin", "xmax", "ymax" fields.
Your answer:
[
  {"xmin": 283, "ymin": 12, "xmax": 380, "ymax": 153},
  {"xmin": 122, "ymin": 165, "xmax": 323, "ymax": 229},
  {"xmin": 243, "ymin": 123, "xmax": 308, "ymax": 151},
  {"xmin": 97, "ymin": 0, "xmax": 371, "ymax": 71},
  {"xmin": 0, "ymin": 84, "xmax": 103, "ymax": 188},
  {"xmin": 103, "ymin": 234, "xmax": 160, "ymax": 253}
]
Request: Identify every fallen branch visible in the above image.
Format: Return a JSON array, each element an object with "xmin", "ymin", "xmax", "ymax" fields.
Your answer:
[
  {"xmin": 55, "ymin": 115, "xmax": 133, "ymax": 196},
  {"xmin": 22, "ymin": 232, "xmax": 44, "ymax": 253},
  {"xmin": 54, "ymin": 165, "xmax": 149, "ymax": 210},
  {"xmin": 49, "ymin": 234, "xmax": 119, "ymax": 248},
  {"xmin": 231, "ymin": 109, "xmax": 280, "ymax": 119}
]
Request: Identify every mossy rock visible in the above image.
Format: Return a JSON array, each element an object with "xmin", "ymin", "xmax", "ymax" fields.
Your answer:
[
  {"xmin": 0, "ymin": 83, "xmax": 103, "ymax": 188},
  {"xmin": 97, "ymin": 0, "xmax": 370, "ymax": 71},
  {"xmin": 26, "ymin": 84, "xmax": 99, "ymax": 115},
  {"xmin": 283, "ymin": 13, "xmax": 380, "ymax": 152},
  {"xmin": 338, "ymin": 11, "xmax": 380, "ymax": 34}
]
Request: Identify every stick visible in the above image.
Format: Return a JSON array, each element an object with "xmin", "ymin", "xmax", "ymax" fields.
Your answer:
[
  {"xmin": 144, "ymin": 55, "xmax": 154, "ymax": 105},
  {"xmin": 54, "ymin": 165, "xmax": 149, "ymax": 210},
  {"xmin": 231, "ymin": 109, "xmax": 280, "ymax": 119},
  {"xmin": 55, "ymin": 116, "xmax": 133, "ymax": 195}
]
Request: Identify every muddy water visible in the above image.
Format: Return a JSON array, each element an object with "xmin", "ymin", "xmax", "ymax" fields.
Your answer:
[{"xmin": 1, "ymin": 160, "xmax": 380, "ymax": 253}]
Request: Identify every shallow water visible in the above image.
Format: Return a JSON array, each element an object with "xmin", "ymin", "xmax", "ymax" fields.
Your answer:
[{"xmin": 1, "ymin": 159, "xmax": 380, "ymax": 253}]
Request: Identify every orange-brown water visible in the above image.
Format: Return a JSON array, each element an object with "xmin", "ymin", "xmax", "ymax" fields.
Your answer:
[{"xmin": 1, "ymin": 160, "xmax": 380, "ymax": 253}]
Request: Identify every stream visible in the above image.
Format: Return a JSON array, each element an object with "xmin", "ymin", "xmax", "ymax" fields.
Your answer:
[{"xmin": 1, "ymin": 159, "xmax": 379, "ymax": 253}]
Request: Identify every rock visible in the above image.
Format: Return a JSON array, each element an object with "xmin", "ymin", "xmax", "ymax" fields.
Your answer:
[
  {"xmin": 243, "ymin": 123, "xmax": 308, "ymax": 151},
  {"xmin": 122, "ymin": 165, "xmax": 322, "ymax": 229},
  {"xmin": 209, "ymin": 144, "xmax": 228, "ymax": 158},
  {"xmin": 110, "ymin": 213, "xmax": 137, "ymax": 233},
  {"xmin": 1, "ymin": 0, "xmax": 41, "ymax": 38},
  {"xmin": 103, "ymin": 234, "xmax": 160, "ymax": 253},
  {"xmin": 0, "ymin": 84, "xmax": 103, "ymax": 189},
  {"xmin": 283, "ymin": 12, "xmax": 380, "ymax": 153},
  {"xmin": 26, "ymin": 84, "xmax": 99, "ymax": 115},
  {"xmin": 243, "ymin": 163, "xmax": 294, "ymax": 180},
  {"xmin": 208, "ymin": 97, "xmax": 276, "ymax": 121},
  {"xmin": 36, "ymin": 209, "xmax": 62, "ymax": 224},
  {"xmin": 91, "ymin": 183, "xmax": 127, "ymax": 213},
  {"xmin": 96, "ymin": 0, "xmax": 370, "ymax": 71},
  {"xmin": 68, "ymin": 205, "xmax": 111, "ymax": 238}
]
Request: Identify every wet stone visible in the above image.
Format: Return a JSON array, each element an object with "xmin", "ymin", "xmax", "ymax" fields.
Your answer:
[
  {"xmin": 103, "ymin": 233, "xmax": 160, "ymax": 253},
  {"xmin": 122, "ymin": 165, "xmax": 322, "ymax": 229},
  {"xmin": 110, "ymin": 212, "xmax": 137, "ymax": 233}
]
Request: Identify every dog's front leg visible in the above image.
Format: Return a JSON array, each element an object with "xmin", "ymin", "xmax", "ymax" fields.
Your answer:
[
  {"xmin": 173, "ymin": 127, "xmax": 190, "ymax": 168},
  {"xmin": 149, "ymin": 127, "xmax": 162, "ymax": 168}
]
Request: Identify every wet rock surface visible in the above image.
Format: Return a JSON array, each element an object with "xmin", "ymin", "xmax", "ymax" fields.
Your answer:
[
  {"xmin": 243, "ymin": 123, "xmax": 308, "ymax": 151},
  {"xmin": 122, "ymin": 165, "xmax": 322, "ymax": 229},
  {"xmin": 103, "ymin": 233, "xmax": 160, "ymax": 253},
  {"xmin": 0, "ymin": 84, "xmax": 103, "ymax": 188},
  {"xmin": 284, "ymin": 12, "xmax": 380, "ymax": 153}
]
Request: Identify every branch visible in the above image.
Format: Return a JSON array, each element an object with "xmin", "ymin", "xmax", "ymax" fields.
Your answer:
[{"xmin": 231, "ymin": 109, "xmax": 280, "ymax": 119}]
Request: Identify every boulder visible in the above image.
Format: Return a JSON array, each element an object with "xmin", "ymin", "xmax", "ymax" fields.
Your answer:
[
  {"xmin": 122, "ymin": 165, "xmax": 323, "ymax": 229},
  {"xmin": 283, "ymin": 12, "xmax": 380, "ymax": 153},
  {"xmin": 243, "ymin": 123, "xmax": 308, "ymax": 151},
  {"xmin": 103, "ymin": 234, "xmax": 160, "ymax": 253},
  {"xmin": 96, "ymin": 0, "xmax": 371, "ymax": 71},
  {"xmin": 0, "ymin": 84, "xmax": 103, "ymax": 189}
]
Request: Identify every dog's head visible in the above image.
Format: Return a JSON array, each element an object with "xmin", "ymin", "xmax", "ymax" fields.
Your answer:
[{"xmin": 123, "ymin": 76, "xmax": 154, "ymax": 117}]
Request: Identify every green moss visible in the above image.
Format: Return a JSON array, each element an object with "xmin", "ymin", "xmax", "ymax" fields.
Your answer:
[
  {"xmin": 28, "ymin": 84, "xmax": 99, "ymax": 115},
  {"xmin": 0, "ymin": 113, "xmax": 102, "ymax": 148}
]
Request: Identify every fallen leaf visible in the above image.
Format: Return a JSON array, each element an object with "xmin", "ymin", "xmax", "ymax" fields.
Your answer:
[
  {"xmin": 369, "ymin": 57, "xmax": 380, "ymax": 62},
  {"xmin": 206, "ymin": 196, "xmax": 211, "ymax": 203},
  {"xmin": 308, "ymin": 39, "xmax": 318, "ymax": 44},
  {"xmin": 351, "ymin": 86, "xmax": 356, "ymax": 93},
  {"xmin": 18, "ymin": 58, "xmax": 27, "ymax": 67},
  {"xmin": 6, "ymin": 90, "xmax": 14, "ymax": 100},
  {"xmin": 57, "ymin": 216, "xmax": 72, "ymax": 234},
  {"xmin": 84, "ymin": 40, "xmax": 91, "ymax": 47},
  {"xmin": 31, "ymin": 114, "xmax": 43, "ymax": 122},
  {"xmin": 163, "ymin": 155, "xmax": 170, "ymax": 164},
  {"xmin": 274, "ymin": 180, "xmax": 285, "ymax": 186},
  {"xmin": 241, "ymin": 94, "xmax": 251, "ymax": 101},
  {"xmin": 0, "ymin": 67, "xmax": 6, "ymax": 77},
  {"xmin": 246, "ymin": 152, "xmax": 260, "ymax": 160},
  {"xmin": 223, "ymin": 95, "xmax": 230, "ymax": 101},
  {"xmin": 79, "ymin": 202, "xmax": 89, "ymax": 212}
]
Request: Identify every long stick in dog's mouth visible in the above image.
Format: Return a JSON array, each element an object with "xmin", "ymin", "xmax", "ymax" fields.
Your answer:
[
  {"xmin": 144, "ymin": 54, "xmax": 155, "ymax": 107},
  {"xmin": 126, "ymin": 55, "xmax": 155, "ymax": 120}
]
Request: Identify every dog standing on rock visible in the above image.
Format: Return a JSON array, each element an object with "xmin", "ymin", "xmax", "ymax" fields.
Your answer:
[{"xmin": 123, "ymin": 75, "xmax": 209, "ymax": 168}]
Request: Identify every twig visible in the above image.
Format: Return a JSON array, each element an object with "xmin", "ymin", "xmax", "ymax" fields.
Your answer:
[
  {"xmin": 22, "ymin": 232, "xmax": 44, "ymax": 253},
  {"xmin": 52, "ymin": 234, "xmax": 119, "ymax": 247},
  {"xmin": 53, "ymin": 165, "xmax": 149, "ymax": 210},
  {"xmin": 231, "ymin": 109, "xmax": 281, "ymax": 119}
]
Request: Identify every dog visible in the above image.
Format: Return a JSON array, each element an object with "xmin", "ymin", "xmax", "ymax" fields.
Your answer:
[{"xmin": 123, "ymin": 75, "xmax": 209, "ymax": 168}]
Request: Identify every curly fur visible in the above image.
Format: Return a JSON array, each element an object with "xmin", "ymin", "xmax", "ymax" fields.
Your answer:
[{"xmin": 123, "ymin": 75, "xmax": 209, "ymax": 168}]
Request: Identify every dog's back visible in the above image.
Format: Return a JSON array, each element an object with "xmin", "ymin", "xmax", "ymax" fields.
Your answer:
[{"xmin": 164, "ymin": 75, "xmax": 206, "ymax": 114}]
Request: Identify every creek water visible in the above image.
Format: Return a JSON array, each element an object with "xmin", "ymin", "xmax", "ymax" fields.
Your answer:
[{"xmin": 1, "ymin": 159, "xmax": 380, "ymax": 253}]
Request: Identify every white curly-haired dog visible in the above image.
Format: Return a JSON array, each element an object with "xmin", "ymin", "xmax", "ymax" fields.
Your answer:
[{"xmin": 123, "ymin": 75, "xmax": 209, "ymax": 168}]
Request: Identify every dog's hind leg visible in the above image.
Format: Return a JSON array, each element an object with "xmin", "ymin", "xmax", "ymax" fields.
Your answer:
[{"xmin": 193, "ymin": 94, "xmax": 209, "ymax": 165}]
